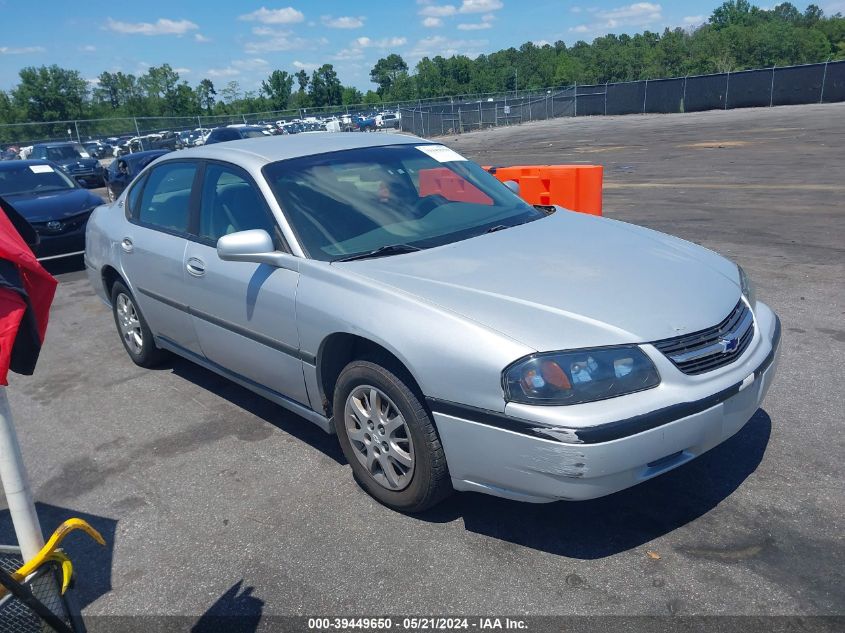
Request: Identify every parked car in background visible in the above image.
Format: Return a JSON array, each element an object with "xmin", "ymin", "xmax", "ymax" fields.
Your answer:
[
  {"xmin": 1, "ymin": 146, "xmax": 21, "ymax": 160},
  {"xmin": 84, "ymin": 133, "xmax": 780, "ymax": 512},
  {"xmin": 376, "ymin": 112, "xmax": 401, "ymax": 128},
  {"xmin": 83, "ymin": 140, "xmax": 112, "ymax": 159},
  {"xmin": 354, "ymin": 115, "xmax": 377, "ymax": 132},
  {"xmin": 29, "ymin": 142, "xmax": 105, "ymax": 187},
  {"xmin": 204, "ymin": 126, "xmax": 270, "ymax": 145},
  {"xmin": 148, "ymin": 131, "xmax": 183, "ymax": 151},
  {"xmin": 104, "ymin": 149, "xmax": 169, "ymax": 202},
  {"xmin": 0, "ymin": 159, "xmax": 103, "ymax": 260}
]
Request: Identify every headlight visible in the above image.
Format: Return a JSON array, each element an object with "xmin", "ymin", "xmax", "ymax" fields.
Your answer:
[
  {"xmin": 503, "ymin": 346, "xmax": 660, "ymax": 406},
  {"xmin": 738, "ymin": 264, "xmax": 756, "ymax": 309}
]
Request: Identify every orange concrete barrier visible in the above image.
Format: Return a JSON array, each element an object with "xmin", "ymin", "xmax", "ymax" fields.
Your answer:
[
  {"xmin": 419, "ymin": 168, "xmax": 493, "ymax": 205},
  {"xmin": 483, "ymin": 165, "xmax": 603, "ymax": 216}
]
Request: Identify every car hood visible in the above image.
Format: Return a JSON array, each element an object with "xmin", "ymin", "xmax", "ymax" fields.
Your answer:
[
  {"xmin": 338, "ymin": 211, "xmax": 742, "ymax": 351},
  {"xmin": 3, "ymin": 189, "xmax": 103, "ymax": 223}
]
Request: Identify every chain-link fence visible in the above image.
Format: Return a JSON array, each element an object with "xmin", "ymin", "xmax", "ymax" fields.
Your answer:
[
  {"xmin": 1, "ymin": 60, "xmax": 843, "ymax": 147},
  {"xmin": 398, "ymin": 60, "xmax": 845, "ymax": 137}
]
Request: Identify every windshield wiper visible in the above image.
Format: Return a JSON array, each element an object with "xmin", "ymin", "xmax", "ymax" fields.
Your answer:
[
  {"xmin": 485, "ymin": 224, "xmax": 510, "ymax": 233},
  {"xmin": 334, "ymin": 243, "xmax": 422, "ymax": 262}
]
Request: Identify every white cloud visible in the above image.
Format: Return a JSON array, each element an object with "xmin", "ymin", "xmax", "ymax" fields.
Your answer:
[
  {"xmin": 194, "ymin": 33, "xmax": 211, "ymax": 42},
  {"xmin": 173, "ymin": 67, "xmax": 191, "ymax": 74},
  {"xmin": 206, "ymin": 58, "xmax": 267, "ymax": 78},
  {"xmin": 104, "ymin": 17, "xmax": 199, "ymax": 36},
  {"xmin": 207, "ymin": 66, "xmax": 240, "ymax": 78},
  {"xmin": 238, "ymin": 6, "xmax": 305, "ymax": 24},
  {"xmin": 332, "ymin": 48, "xmax": 365, "ymax": 61},
  {"xmin": 457, "ymin": 13, "xmax": 495, "ymax": 29},
  {"xmin": 570, "ymin": 2, "xmax": 662, "ymax": 34},
  {"xmin": 246, "ymin": 27, "xmax": 313, "ymax": 52},
  {"xmin": 293, "ymin": 60, "xmax": 318, "ymax": 70},
  {"xmin": 458, "ymin": 0, "xmax": 503, "ymax": 13},
  {"xmin": 321, "ymin": 15, "xmax": 365, "ymax": 29},
  {"xmin": 0, "ymin": 46, "xmax": 45, "ymax": 54},
  {"xmin": 419, "ymin": 4, "xmax": 458, "ymax": 17},
  {"xmin": 533, "ymin": 39, "xmax": 551, "ymax": 47},
  {"xmin": 422, "ymin": 16, "xmax": 443, "ymax": 27},
  {"xmin": 408, "ymin": 35, "xmax": 487, "ymax": 59},
  {"xmin": 80, "ymin": 45, "xmax": 97, "ymax": 52},
  {"xmin": 355, "ymin": 36, "xmax": 407, "ymax": 48},
  {"xmin": 682, "ymin": 14, "xmax": 705, "ymax": 25},
  {"xmin": 599, "ymin": 2, "xmax": 662, "ymax": 28},
  {"xmin": 233, "ymin": 58, "xmax": 269, "ymax": 68}
]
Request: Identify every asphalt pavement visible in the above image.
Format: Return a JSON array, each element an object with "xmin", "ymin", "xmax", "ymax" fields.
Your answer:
[{"xmin": 1, "ymin": 103, "xmax": 843, "ymax": 625}]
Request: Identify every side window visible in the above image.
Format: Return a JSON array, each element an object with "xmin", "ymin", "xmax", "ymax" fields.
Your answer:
[
  {"xmin": 136, "ymin": 162, "xmax": 197, "ymax": 233},
  {"xmin": 125, "ymin": 173, "xmax": 147, "ymax": 216},
  {"xmin": 198, "ymin": 163, "xmax": 276, "ymax": 243}
]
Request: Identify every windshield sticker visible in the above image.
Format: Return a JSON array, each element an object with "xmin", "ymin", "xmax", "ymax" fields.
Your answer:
[
  {"xmin": 79, "ymin": 151, "xmax": 91, "ymax": 158},
  {"xmin": 29, "ymin": 165, "xmax": 54, "ymax": 174},
  {"xmin": 416, "ymin": 145, "xmax": 467, "ymax": 163}
]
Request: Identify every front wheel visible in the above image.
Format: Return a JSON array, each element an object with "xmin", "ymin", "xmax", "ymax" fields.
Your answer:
[
  {"xmin": 334, "ymin": 360, "xmax": 451, "ymax": 512},
  {"xmin": 110, "ymin": 281, "xmax": 167, "ymax": 368}
]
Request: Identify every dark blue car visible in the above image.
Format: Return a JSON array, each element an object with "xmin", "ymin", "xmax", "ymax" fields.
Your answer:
[
  {"xmin": 29, "ymin": 142, "xmax": 106, "ymax": 187},
  {"xmin": 0, "ymin": 160, "xmax": 104, "ymax": 260},
  {"xmin": 104, "ymin": 149, "xmax": 169, "ymax": 202}
]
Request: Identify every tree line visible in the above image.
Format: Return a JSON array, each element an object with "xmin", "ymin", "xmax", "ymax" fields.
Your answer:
[{"xmin": 0, "ymin": 1, "xmax": 842, "ymax": 128}]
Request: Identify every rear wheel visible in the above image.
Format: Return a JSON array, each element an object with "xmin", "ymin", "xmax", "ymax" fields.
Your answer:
[
  {"xmin": 110, "ymin": 281, "xmax": 167, "ymax": 368},
  {"xmin": 334, "ymin": 360, "xmax": 451, "ymax": 512}
]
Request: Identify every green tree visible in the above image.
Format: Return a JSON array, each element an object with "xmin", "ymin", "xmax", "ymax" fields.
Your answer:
[
  {"xmin": 13, "ymin": 65, "xmax": 88, "ymax": 121},
  {"xmin": 221, "ymin": 81, "xmax": 242, "ymax": 104},
  {"xmin": 370, "ymin": 54, "xmax": 409, "ymax": 94},
  {"xmin": 309, "ymin": 64, "xmax": 343, "ymax": 107},
  {"xmin": 341, "ymin": 86, "xmax": 363, "ymax": 105},
  {"xmin": 261, "ymin": 70, "xmax": 294, "ymax": 110},
  {"xmin": 196, "ymin": 79, "xmax": 216, "ymax": 113}
]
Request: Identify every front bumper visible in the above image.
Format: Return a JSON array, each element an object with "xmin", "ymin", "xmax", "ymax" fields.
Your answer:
[
  {"xmin": 431, "ymin": 303, "xmax": 781, "ymax": 503},
  {"xmin": 32, "ymin": 213, "xmax": 90, "ymax": 260}
]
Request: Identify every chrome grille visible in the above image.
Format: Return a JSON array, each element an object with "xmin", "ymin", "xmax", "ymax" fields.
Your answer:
[{"xmin": 653, "ymin": 301, "xmax": 754, "ymax": 375}]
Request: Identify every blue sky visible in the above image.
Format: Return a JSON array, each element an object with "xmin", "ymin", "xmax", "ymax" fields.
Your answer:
[{"xmin": 1, "ymin": 0, "xmax": 843, "ymax": 92}]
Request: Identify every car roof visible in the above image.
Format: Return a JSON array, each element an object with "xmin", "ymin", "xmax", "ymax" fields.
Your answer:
[
  {"xmin": 34, "ymin": 142, "xmax": 78, "ymax": 148},
  {"xmin": 165, "ymin": 132, "xmax": 425, "ymax": 171},
  {"xmin": 0, "ymin": 159, "xmax": 54, "ymax": 171}
]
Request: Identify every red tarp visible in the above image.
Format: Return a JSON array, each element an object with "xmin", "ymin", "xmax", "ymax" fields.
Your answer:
[{"xmin": 0, "ymin": 197, "xmax": 57, "ymax": 385}]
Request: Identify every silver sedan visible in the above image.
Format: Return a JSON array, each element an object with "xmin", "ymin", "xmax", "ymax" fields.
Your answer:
[{"xmin": 84, "ymin": 133, "xmax": 781, "ymax": 512}]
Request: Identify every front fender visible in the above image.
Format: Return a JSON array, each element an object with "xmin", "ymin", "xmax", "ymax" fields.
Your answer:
[{"xmin": 295, "ymin": 260, "xmax": 534, "ymax": 413}]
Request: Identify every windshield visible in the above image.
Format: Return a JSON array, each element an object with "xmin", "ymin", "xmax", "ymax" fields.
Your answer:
[
  {"xmin": 0, "ymin": 163, "xmax": 77, "ymax": 196},
  {"xmin": 45, "ymin": 144, "xmax": 87, "ymax": 161},
  {"xmin": 242, "ymin": 129, "xmax": 267, "ymax": 138},
  {"xmin": 263, "ymin": 144, "xmax": 542, "ymax": 261}
]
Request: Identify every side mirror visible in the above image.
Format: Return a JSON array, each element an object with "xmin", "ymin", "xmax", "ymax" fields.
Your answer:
[
  {"xmin": 216, "ymin": 229, "xmax": 297, "ymax": 271},
  {"xmin": 503, "ymin": 180, "xmax": 520, "ymax": 195}
]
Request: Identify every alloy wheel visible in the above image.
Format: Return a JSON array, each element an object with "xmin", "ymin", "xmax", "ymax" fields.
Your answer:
[
  {"xmin": 344, "ymin": 385, "xmax": 415, "ymax": 491},
  {"xmin": 115, "ymin": 293, "xmax": 143, "ymax": 355}
]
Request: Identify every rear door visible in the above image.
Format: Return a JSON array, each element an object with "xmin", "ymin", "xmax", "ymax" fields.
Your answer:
[
  {"xmin": 120, "ymin": 160, "xmax": 202, "ymax": 354},
  {"xmin": 182, "ymin": 161, "xmax": 310, "ymax": 407}
]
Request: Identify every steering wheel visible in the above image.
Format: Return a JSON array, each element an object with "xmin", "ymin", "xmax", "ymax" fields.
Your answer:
[{"xmin": 411, "ymin": 194, "xmax": 449, "ymax": 218}]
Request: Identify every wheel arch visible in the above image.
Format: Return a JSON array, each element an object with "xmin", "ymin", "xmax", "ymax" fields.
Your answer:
[
  {"xmin": 101, "ymin": 265, "xmax": 127, "ymax": 305},
  {"xmin": 316, "ymin": 333, "xmax": 427, "ymax": 420}
]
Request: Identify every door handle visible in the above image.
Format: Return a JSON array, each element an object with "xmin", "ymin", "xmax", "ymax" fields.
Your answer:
[
  {"xmin": 121, "ymin": 238, "xmax": 133, "ymax": 253},
  {"xmin": 186, "ymin": 257, "xmax": 206, "ymax": 277}
]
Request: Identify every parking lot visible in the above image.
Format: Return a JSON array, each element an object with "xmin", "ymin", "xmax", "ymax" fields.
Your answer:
[{"xmin": 2, "ymin": 103, "xmax": 843, "ymax": 623}]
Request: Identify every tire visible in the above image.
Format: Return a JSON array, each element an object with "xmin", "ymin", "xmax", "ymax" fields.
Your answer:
[
  {"xmin": 110, "ymin": 281, "xmax": 167, "ymax": 368},
  {"xmin": 334, "ymin": 359, "xmax": 451, "ymax": 512}
]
